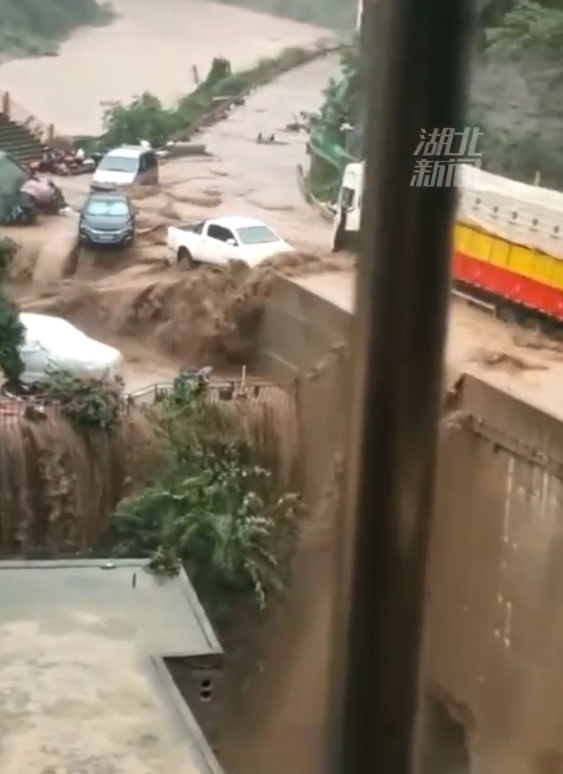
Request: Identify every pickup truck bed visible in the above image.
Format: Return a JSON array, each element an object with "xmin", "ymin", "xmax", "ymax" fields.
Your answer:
[{"xmin": 172, "ymin": 222, "xmax": 201, "ymax": 232}]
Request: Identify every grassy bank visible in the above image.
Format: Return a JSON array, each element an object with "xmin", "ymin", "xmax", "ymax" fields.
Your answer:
[
  {"xmin": 214, "ymin": 0, "xmax": 355, "ymax": 31},
  {"xmin": 0, "ymin": 0, "xmax": 114, "ymax": 57}
]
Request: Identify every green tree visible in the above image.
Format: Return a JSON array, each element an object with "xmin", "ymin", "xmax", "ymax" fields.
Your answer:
[
  {"xmin": 482, "ymin": 0, "xmax": 563, "ymax": 186},
  {"xmin": 43, "ymin": 371, "xmax": 123, "ymax": 429},
  {"xmin": 0, "ymin": 238, "xmax": 23, "ymax": 382},
  {"xmin": 486, "ymin": 0, "xmax": 563, "ymax": 60},
  {"xmin": 110, "ymin": 384, "xmax": 302, "ymax": 619},
  {"xmin": 305, "ymin": 9, "xmax": 563, "ymax": 190},
  {"xmin": 102, "ymin": 92, "xmax": 178, "ymax": 148}
]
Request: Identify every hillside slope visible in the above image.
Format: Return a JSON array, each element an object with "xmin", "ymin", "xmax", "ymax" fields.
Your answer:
[{"xmin": 0, "ymin": 0, "xmax": 113, "ymax": 56}]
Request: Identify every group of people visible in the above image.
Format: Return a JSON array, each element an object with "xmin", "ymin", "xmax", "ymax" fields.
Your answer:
[{"xmin": 27, "ymin": 147, "xmax": 96, "ymax": 177}]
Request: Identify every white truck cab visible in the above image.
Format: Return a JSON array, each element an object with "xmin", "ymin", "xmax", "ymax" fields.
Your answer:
[{"xmin": 332, "ymin": 160, "xmax": 364, "ymax": 252}]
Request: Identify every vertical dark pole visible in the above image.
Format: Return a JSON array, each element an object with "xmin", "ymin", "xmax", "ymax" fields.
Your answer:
[
  {"xmin": 356, "ymin": 0, "xmax": 372, "ymax": 159},
  {"xmin": 328, "ymin": 0, "xmax": 474, "ymax": 773}
]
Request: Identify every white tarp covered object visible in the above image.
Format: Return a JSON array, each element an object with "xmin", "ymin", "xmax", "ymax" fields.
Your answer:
[
  {"xmin": 18, "ymin": 313, "xmax": 123, "ymax": 384},
  {"xmin": 457, "ymin": 164, "xmax": 563, "ymax": 259}
]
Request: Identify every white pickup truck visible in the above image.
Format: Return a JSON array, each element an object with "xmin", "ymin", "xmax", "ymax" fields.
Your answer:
[{"xmin": 166, "ymin": 215, "xmax": 293, "ymax": 268}]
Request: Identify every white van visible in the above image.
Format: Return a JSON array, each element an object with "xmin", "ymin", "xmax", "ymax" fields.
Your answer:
[{"xmin": 91, "ymin": 145, "xmax": 159, "ymax": 190}]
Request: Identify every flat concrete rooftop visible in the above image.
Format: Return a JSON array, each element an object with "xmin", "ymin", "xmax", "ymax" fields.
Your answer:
[{"xmin": 0, "ymin": 559, "xmax": 223, "ymax": 774}]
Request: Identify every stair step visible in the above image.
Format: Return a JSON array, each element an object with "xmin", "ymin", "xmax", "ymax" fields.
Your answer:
[
  {"xmin": 0, "ymin": 142, "xmax": 43, "ymax": 151},
  {"xmin": 0, "ymin": 110, "xmax": 54, "ymax": 162},
  {"xmin": 0, "ymin": 132, "xmax": 44, "ymax": 144},
  {"xmin": 0, "ymin": 140, "xmax": 43, "ymax": 149},
  {"xmin": 0, "ymin": 127, "xmax": 37, "ymax": 135},
  {"xmin": 0, "ymin": 127, "xmax": 42, "ymax": 138},
  {"xmin": 0, "ymin": 134, "xmax": 40, "ymax": 144},
  {"xmin": 0, "ymin": 129, "xmax": 39, "ymax": 142}
]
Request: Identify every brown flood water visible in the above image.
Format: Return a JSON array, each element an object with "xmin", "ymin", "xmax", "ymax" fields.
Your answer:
[{"xmin": 0, "ymin": 0, "xmax": 331, "ymax": 134}]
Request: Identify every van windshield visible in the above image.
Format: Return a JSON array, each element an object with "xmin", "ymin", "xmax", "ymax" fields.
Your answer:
[{"xmin": 98, "ymin": 155, "xmax": 138, "ymax": 173}]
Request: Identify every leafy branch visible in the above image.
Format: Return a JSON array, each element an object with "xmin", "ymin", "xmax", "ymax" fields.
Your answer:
[
  {"xmin": 110, "ymin": 382, "xmax": 303, "ymax": 619},
  {"xmin": 486, "ymin": 0, "xmax": 563, "ymax": 61},
  {"xmin": 43, "ymin": 371, "xmax": 124, "ymax": 429},
  {"xmin": 0, "ymin": 237, "xmax": 24, "ymax": 382},
  {"xmin": 100, "ymin": 46, "xmax": 323, "ymax": 148}
]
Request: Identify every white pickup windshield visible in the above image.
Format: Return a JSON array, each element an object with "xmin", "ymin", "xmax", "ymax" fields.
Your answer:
[{"xmin": 236, "ymin": 225, "xmax": 279, "ymax": 245}]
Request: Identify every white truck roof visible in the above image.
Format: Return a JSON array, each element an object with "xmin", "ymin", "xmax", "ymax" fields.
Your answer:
[{"xmin": 207, "ymin": 216, "xmax": 269, "ymax": 230}]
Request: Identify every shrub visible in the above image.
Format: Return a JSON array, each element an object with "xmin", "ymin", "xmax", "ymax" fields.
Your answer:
[
  {"xmin": 43, "ymin": 371, "xmax": 124, "ymax": 430},
  {"xmin": 100, "ymin": 45, "xmax": 318, "ymax": 147},
  {"xmin": 0, "ymin": 237, "xmax": 24, "ymax": 381},
  {"xmin": 110, "ymin": 382, "xmax": 302, "ymax": 618},
  {"xmin": 102, "ymin": 93, "xmax": 179, "ymax": 149}
]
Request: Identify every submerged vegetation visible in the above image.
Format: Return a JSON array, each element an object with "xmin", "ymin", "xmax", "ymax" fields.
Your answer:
[
  {"xmin": 0, "ymin": 237, "xmax": 24, "ymax": 382},
  {"xmin": 43, "ymin": 371, "xmax": 124, "ymax": 430},
  {"xmin": 79, "ymin": 44, "xmax": 333, "ymax": 150}
]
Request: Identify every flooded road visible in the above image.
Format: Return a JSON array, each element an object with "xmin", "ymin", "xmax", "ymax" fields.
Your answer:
[
  {"xmin": 5, "ymin": 25, "xmax": 339, "ymax": 391},
  {"xmin": 59, "ymin": 54, "xmax": 339, "ymax": 249}
]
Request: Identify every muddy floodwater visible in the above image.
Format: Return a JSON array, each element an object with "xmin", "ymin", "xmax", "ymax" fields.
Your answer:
[{"xmin": 0, "ymin": 0, "xmax": 332, "ymax": 134}]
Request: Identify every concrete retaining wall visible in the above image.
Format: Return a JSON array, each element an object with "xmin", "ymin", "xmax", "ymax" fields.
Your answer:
[
  {"xmin": 245, "ymin": 273, "xmax": 563, "ymax": 774},
  {"xmin": 256, "ymin": 274, "xmax": 350, "ymax": 381},
  {"xmin": 427, "ymin": 374, "xmax": 563, "ymax": 774}
]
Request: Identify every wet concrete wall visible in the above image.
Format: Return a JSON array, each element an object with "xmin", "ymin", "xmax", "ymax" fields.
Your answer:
[
  {"xmin": 234, "ymin": 275, "xmax": 563, "ymax": 774},
  {"xmin": 220, "ymin": 276, "xmax": 350, "ymax": 774},
  {"xmin": 256, "ymin": 274, "xmax": 350, "ymax": 382},
  {"xmin": 427, "ymin": 374, "xmax": 563, "ymax": 774}
]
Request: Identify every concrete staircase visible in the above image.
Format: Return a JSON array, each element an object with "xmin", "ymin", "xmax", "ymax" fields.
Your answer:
[{"xmin": 0, "ymin": 112, "xmax": 46, "ymax": 164}]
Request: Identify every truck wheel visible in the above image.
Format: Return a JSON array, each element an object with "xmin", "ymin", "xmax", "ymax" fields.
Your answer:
[
  {"xmin": 177, "ymin": 246, "xmax": 196, "ymax": 268},
  {"xmin": 332, "ymin": 223, "xmax": 346, "ymax": 252},
  {"xmin": 332, "ymin": 209, "xmax": 348, "ymax": 252},
  {"xmin": 333, "ymin": 228, "xmax": 357, "ymax": 253}
]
